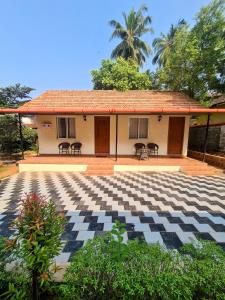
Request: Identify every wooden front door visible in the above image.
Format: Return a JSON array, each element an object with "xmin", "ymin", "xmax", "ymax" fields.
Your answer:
[
  {"xmin": 167, "ymin": 117, "xmax": 185, "ymax": 155},
  {"xmin": 95, "ymin": 116, "xmax": 110, "ymax": 156}
]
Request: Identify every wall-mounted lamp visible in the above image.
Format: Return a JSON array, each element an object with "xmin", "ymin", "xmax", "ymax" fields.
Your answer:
[
  {"xmin": 191, "ymin": 115, "xmax": 199, "ymax": 121},
  {"xmin": 41, "ymin": 121, "xmax": 52, "ymax": 128},
  {"xmin": 83, "ymin": 115, "xmax": 87, "ymax": 121},
  {"xmin": 158, "ymin": 115, "xmax": 162, "ymax": 122}
]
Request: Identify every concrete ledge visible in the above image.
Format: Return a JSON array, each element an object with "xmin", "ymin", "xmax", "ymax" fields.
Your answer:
[
  {"xmin": 19, "ymin": 164, "xmax": 87, "ymax": 172},
  {"xmin": 114, "ymin": 165, "xmax": 180, "ymax": 172}
]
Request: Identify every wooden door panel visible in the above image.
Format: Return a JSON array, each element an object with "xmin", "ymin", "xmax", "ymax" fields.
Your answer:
[
  {"xmin": 95, "ymin": 117, "xmax": 110, "ymax": 156},
  {"xmin": 167, "ymin": 117, "xmax": 185, "ymax": 155}
]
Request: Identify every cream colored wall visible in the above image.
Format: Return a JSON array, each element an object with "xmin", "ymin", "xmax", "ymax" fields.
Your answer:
[
  {"xmin": 36, "ymin": 115, "xmax": 190, "ymax": 156},
  {"xmin": 116, "ymin": 115, "xmax": 169, "ymax": 156},
  {"xmin": 37, "ymin": 115, "xmax": 94, "ymax": 155}
]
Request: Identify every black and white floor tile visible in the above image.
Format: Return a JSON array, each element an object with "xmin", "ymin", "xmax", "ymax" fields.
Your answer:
[{"xmin": 0, "ymin": 172, "xmax": 225, "ymax": 263}]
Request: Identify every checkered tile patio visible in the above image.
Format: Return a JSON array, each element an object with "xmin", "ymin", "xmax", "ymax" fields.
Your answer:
[{"xmin": 0, "ymin": 172, "xmax": 225, "ymax": 263}]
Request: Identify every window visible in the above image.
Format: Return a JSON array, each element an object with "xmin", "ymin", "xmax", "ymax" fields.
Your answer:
[
  {"xmin": 129, "ymin": 118, "xmax": 148, "ymax": 139},
  {"xmin": 57, "ymin": 117, "xmax": 76, "ymax": 138}
]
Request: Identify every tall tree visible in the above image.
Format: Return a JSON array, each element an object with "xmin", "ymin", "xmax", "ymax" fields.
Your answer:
[
  {"xmin": 152, "ymin": 19, "xmax": 186, "ymax": 66},
  {"xmin": 109, "ymin": 5, "xmax": 153, "ymax": 66},
  {"xmin": 0, "ymin": 83, "xmax": 34, "ymax": 107},
  {"xmin": 191, "ymin": 0, "xmax": 225, "ymax": 94},
  {"xmin": 91, "ymin": 57, "xmax": 152, "ymax": 91},
  {"xmin": 153, "ymin": 0, "xmax": 225, "ymax": 102}
]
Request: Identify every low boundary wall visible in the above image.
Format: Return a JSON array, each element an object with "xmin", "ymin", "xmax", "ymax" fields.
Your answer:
[{"xmin": 188, "ymin": 150, "xmax": 225, "ymax": 170}]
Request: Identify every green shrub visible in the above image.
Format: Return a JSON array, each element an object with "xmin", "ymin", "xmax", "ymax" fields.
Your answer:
[
  {"xmin": 0, "ymin": 237, "xmax": 30, "ymax": 299},
  {"xmin": 0, "ymin": 115, "xmax": 19, "ymax": 154},
  {"xmin": 61, "ymin": 222, "xmax": 225, "ymax": 300},
  {"xmin": 181, "ymin": 241, "xmax": 225, "ymax": 299},
  {"xmin": 0, "ymin": 115, "xmax": 37, "ymax": 155},
  {"xmin": 22, "ymin": 126, "xmax": 37, "ymax": 152},
  {"xmin": 6, "ymin": 193, "xmax": 65, "ymax": 299}
]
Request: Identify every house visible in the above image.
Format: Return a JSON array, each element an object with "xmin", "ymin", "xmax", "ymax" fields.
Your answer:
[
  {"xmin": 1, "ymin": 90, "xmax": 225, "ymax": 175},
  {"xmin": 11, "ymin": 90, "xmax": 212, "ymax": 156}
]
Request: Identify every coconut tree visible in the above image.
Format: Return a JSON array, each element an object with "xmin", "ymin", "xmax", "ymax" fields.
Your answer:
[
  {"xmin": 109, "ymin": 5, "xmax": 153, "ymax": 67},
  {"xmin": 152, "ymin": 19, "xmax": 186, "ymax": 67}
]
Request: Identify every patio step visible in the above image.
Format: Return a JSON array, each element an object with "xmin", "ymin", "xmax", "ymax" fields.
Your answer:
[{"xmin": 85, "ymin": 165, "xmax": 114, "ymax": 176}]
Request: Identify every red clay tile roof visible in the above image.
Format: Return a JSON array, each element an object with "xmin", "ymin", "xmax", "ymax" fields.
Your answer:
[{"xmin": 1, "ymin": 90, "xmax": 225, "ymax": 114}]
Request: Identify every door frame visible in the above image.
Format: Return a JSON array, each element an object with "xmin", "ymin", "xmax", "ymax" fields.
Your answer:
[
  {"xmin": 94, "ymin": 116, "xmax": 110, "ymax": 156},
  {"xmin": 167, "ymin": 116, "xmax": 185, "ymax": 156}
]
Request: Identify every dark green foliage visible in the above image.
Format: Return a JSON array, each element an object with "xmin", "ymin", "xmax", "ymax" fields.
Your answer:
[
  {"xmin": 152, "ymin": 19, "xmax": 187, "ymax": 66},
  {"xmin": 61, "ymin": 221, "xmax": 225, "ymax": 300},
  {"xmin": 109, "ymin": 5, "xmax": 153, "ymax": 66},
  {"xmin": 152, "ymin": 0, "xmax": 225, "ymax": 102},
  {"xmin": 181, "ymin": 241, "xmax": 225, "ymax": 299},
  {"xmin": 0, "ymin": 115, "xmax": 19, "ymax": 154},
  {"xmin": 91, "ymin": 57, "xmax": 152, "ymax": 91},
  {"xmin": 0, "ymin": 115, "xmax": 37, "ymax": 155},
  {"xmin": 0, "ymin": 237, "xmax": 30, "ymax": 299},
  {"xmin": 0, "ymin": 83, "xmax": 34, "ymax": 108}
]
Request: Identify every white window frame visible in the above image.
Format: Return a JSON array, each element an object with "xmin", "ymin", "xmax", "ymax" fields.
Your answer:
[
  {"xmin": 56, "ymin": 117, "xmax": 76, "ymax": 139},
  {"xmin": 128, "ymin": 117, "xmax": 149, "ymax": 139}
]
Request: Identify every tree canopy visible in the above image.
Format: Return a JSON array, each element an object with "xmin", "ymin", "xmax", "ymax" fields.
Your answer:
[
  {"xmin": 0, "ymin": 83, "xmax": 34, "ymax": 108},
  {"xmin": 109, "ymin": 5, "xmax": 153, "ymax": 67},
  {"xmin": 91, "ymin": 57, "xmax": 152, "ymax": 91},
  {"xmin": 152, "ymin": 0, "xmax": 225, "ymax": 102},
  {"xmin": 152, "ymin": 19, "xmax": 186, "ymax": 67}
]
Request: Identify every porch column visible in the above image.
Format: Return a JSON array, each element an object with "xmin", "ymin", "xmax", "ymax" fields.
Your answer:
[
  {"xmin": 115, "ymin": 114, "xmax": 118, "ymax": 161},
  {"xmin": 202, "ymin": 114, "xmax": 210, "ymax": 162},
  {"xmin": 18, "ymin": 113, "xmax": 24, "ymax": 160}
]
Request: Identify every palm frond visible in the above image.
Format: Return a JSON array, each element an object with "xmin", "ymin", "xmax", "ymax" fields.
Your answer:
[
  {"xmin": 111, "ymin": 41, "xmax": 130, "ymax": 60},
  {"xmin": 137, "ymin": 4, "xmax": 148, "ymax": 15},
  {"xmin": 134, "ymin": 38, "xmax": 151, "ymax": 56},
  {"xmin": 178, "ymin": 18, "xmax": 187, "ymax": 26},
  {"xmin": 109, "ymin": 20, "xmax": 122, "ymax": 28},
  {"xmin": 109, "ymin": 4, "xmax": 152, "ymax": 66}
]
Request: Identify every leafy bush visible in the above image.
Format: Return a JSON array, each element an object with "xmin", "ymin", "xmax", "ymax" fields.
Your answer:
[
  {"xmin": 6, "ymin": 193, "xmax": 65, "ymax": 299},
  {"xmin": 0, "ymin": 115, "xmax": 19, "ymax": 154},
  {"xmin": 181, "ymin": 241, "xmax": 225, "ymax": 299},
  {"xmin": 0, "ymin": 237, "xmax": 30, "ymax": 300},
  {"xmin": 22, "ymin": 126, "xmax": 37, "ymax": 152},
  {"xmin": 62, "ymin": 222, "xmax": 225, "ymax": 300},
  {"xmin": 0, "ymin": 115, "xmax": 37, "ymax": 155}
]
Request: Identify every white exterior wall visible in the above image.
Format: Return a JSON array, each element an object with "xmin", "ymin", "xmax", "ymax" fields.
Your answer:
[{"xmin": 36, "ymin": 115, "xmax": 190, "ymax": 156}]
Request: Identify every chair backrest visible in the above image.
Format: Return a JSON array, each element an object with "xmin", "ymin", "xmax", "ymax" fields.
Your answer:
[
  {"xmin": 134, "ymin": 143, "xmax": 145, "ymax": 149},
  {"xmin": 58, "ymin": 142, "xmax": 70, "ymax": 149},
  {"xmin": 147, "ymin": 143, "xmax": 159, "ymax": 150},
  {"xmin": 71, "ymin": 142, "xmax": 82, "ymax": 150}
]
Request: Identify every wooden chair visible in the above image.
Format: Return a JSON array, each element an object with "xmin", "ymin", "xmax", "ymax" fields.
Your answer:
[
  {"xmin": 58, "ymin": 142, "xmax": 70, "ymax": 155},
  {"xmin": 147, "ymin": 143, "xmax": 159, "ymax": 156},
  {"xmin": 134, "ymin": 143, "xmax": 145, "ymax": 157},
  {"xmin": 71, "ymin": 142, "xmax": 82, "ymax": 155}
]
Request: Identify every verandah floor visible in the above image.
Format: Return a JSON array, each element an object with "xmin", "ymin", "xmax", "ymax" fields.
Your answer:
[{"xmin": 18, "ymin": 156, "xmax": 223, "ymax": 176}]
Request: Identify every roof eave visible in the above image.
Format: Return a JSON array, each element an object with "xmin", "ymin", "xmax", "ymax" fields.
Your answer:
[{"xmin": 1, "ymin": 107, "xmax": 225, "ymax": 115}]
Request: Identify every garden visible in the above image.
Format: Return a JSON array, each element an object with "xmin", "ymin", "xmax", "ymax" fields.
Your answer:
[{"xmin": 0, "ymin": 193, "xmax": 224, "ymax": 300}]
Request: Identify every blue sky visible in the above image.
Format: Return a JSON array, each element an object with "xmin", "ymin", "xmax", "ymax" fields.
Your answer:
[{"xmin": 0, "ymin": 0, "xmax": 211, "ymax": 98}]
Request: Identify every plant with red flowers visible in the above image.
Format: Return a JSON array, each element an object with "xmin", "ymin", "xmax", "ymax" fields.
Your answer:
[{"xmin": 9, "ymin": 193, "xmax": 65, "ymax": 300}]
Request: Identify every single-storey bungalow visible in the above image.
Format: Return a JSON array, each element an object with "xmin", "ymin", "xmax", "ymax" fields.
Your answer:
[{"xmin": 1, "ymin": 90, "xmax": 225, "ymax": 175}]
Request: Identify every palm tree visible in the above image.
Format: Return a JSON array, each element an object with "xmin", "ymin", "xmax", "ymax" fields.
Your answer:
[
  {"xmin": 109, "ymin": 5, "xmax": 153, "ymax": 67},
  {"xmin": 152, "ymin": 19, "xmax": 186, "ymax": 67}
]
